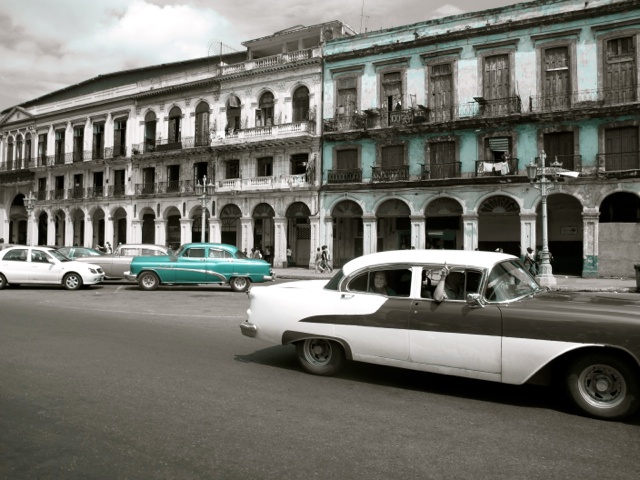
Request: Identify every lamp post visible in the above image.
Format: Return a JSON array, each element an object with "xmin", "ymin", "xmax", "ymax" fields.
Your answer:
[
  {"xmin": 24, "ymin": 191, "xmax": 37, "ymax": 246},
  {"xmin": 195, "ymin": 175, "xmax": 215, "ymax": 242},
  {"xmin": 526, "ymin": 151, "xmax": 561, "ymax": 287}
]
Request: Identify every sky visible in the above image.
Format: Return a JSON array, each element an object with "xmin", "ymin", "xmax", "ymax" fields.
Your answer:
[{"xmin": 0, "ymin": 0, "xmax": 521, "ymax": 113}]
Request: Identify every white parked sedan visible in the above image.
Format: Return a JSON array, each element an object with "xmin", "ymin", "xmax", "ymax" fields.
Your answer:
[
  {"xmin": 241, "ymin": 249, "xmax": 640, "ymax": 421},
  {"xmin": 0, "ymin": 246, "xmax": 105, "ymax": 290}
]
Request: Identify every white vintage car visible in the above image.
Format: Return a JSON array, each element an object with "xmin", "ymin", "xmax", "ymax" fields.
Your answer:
[{"xmin": 241, "ymin": 249, "xmax": 640, "ymax": 421}]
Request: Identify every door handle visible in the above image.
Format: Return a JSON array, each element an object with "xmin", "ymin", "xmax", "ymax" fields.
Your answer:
[{"xmin": 341, "ymin": 293, "xmax": 354, "ymax": 299}]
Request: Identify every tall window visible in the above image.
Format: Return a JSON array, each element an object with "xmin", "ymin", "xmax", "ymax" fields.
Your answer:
[
  {"xmin": 336, "ymin": 149, "xmax": 358, "ymax": 170},
  {"xmin": 25, "ymin": 133, "xmax": 31, "ymax": 165},
  {"xmin": 226, "ymin": 96, "xmax": 241, "ymax": 133},
  {"xmin": 226, "ymin": 159, "xmax": 240, "ymax": 179},
  {"xmin": 604, "ymin": 126, "xmax": 638, "ymax": 171},
  {"xmin": 483, "ymin": 54, "xmax": 512, "ymax": 115},
  {"xmin": 292, "ymin": 86, "xmax": 309, "ymax": 122},
  {"xmin": 430, "ymin": 63, "xmax": 453, "ymax": 121},
  {"xmin": 336, "ymin": 77, "xmax": 357, "ymax": 116},
  {"xmin": 16, "ymin": 135, "xmax": 22, "ymax": 163},
  {"xmin": 257, "ymin": 157, "xmax": 273, "ymax": 177},
  {"xmin": 256, "ymin": 92, "xmax": 274, "ymax": 127},
  {"xmin": 290, "ymin": 153, "xmax": 309, "ymax": 175},
  {"xmin": 144, "ymin": 112, "xmax": 156, "ymax": 152},
  {"xmin": 38, "ymin": 133, "xmax": 47, "ymax": 166},
  {"xmin": 93, "ymin": 123, "xmax": 105, "ymax": 159},
  {"xmin": 55, "ymin": 130, "xmax": 65, "ymax": 164},
  {"xmin": 429, "ymin": 141, "xmax": 457, "ymax": 179},
  {"xmin": 73, "ymin": 126, "xmax": 84, "ymax": 162},
  {"xmin": 543, "ymin": 47, "xmax": 570, "ymax": 110},
  {"xmin": 168, "ymin": 107, "xmax": 182, "ymax": 144},
  {"xmin": 605, "ymin": 36, "xmax": 636, "ymax": 104},
  {"xmin": 6, "ymin": 137, "xmax": 13, "ymax": 166},
  {"xmin": 195, "ymin": 102, "xmax": 210, "ymax": 146},
  {"xmin": 381, "ymin": 71, "xmax": 403, "ymax": 111},
  {"xmin": 114, "ymin": 119, "xmax": 126, "ymax": 157},
  {"xmin": 381, "ymin": 145, "xmax": 404, "ymax": 168}
]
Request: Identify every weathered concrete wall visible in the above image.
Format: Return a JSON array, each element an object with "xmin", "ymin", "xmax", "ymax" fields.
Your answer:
[{"xmin": 598, "ymin": 224, "xmax": 640, "ymax": 277}]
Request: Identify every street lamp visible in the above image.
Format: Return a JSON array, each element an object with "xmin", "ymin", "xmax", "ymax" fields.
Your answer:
[
  {"xmin": 24, "ymin": 191, "xmax": 37, "ymax": 246},
  {"xmin": 195, "ymin": 175, "xmax": 215, "ymax": 242},
  {"xmin": 526, "ymin": 151, "xmax": 562, "ymax": 287}
]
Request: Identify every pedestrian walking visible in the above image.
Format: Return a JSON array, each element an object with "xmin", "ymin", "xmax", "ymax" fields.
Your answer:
[
  {"xmin": 321, "ymin": 245, "xmax": 333, "ymax": 273},
  {"xmin": 524, "ymin": 247, "xmax": 537, "ymax": 275},
  {"xmin": 314, "ymin": 247, "xmax": 324, "ymax": 273},
  {"xmin": 286, "ymin": 246, "xmax": 293, "ymax": 267}
]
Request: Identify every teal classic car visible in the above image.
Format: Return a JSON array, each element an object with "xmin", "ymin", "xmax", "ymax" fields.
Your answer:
[{"xmin": 124, "ymin": 243, "xmax": 274, "ymax": 292}]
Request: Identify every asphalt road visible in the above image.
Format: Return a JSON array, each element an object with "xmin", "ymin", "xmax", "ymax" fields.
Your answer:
[{"xmin": 1, "ymin": 281, "xmax": 639, "ymax": 480}]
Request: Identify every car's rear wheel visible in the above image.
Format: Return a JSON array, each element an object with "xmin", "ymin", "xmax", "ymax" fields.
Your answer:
[
  {"xmin": 565, "ymin": 353, "xmax": 639, "ymax": 420},
  {"xmin": 230, "ymin": 276, "xmax": 250, "ymax": 292},
  {"xmin": 296, "ymin": 338, "xmax": 345, "ymax": 376},
  {"xmin": 0, "ymin": 273, "xmax": 6, "ymax": 290},
  {"xmin": 138, "ymin": 272, "xmax": 159, "ymax": 291},
  {"xmin": 63, "ymin": 273, "xmax": 83, "ymax": 291}
]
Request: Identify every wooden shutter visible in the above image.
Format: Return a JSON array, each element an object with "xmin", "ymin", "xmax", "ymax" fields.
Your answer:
[
  {"xmin": 544, "ymin": 47, "xmax": 570, "ymax": 110},
  {"xmin": 430, "ymin": 63, "xmax": 452, "ymax": 121},
  {"xmin": 484, "ymin": 55, "xmax": 509, "ymax": 100},
  {"xmin": 605, "ymin": 127, "xmax": 638, "ymax": 170},
  {"xmin": 381, "ymin": 145, "xmax": 404, "ymax": 167},
  {"xmin": 337, "ymin": 149, "xmax": 358, "ymax": 170},
  {"xmin": 430, "ymin": 141, "xmax": 456, "ymax": 178},
  {"xmin": 605, "ymin": 37, "xmax": 637, "ymax": 104}
]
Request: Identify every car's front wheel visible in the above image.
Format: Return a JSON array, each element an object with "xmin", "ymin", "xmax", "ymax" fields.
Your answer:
[
  {"xmin": 230, "ymin": 276, "xmax": 250, "ymax": 292},
  {"xmin": 565, "ymin": 353, "xmax": 639, "ymax": 420},
  {"xmin": 138, "ymin": 272, "xmax": 159, "ymax": 291},
  {"xmin": 296, "ymin": 338, "xmax": 345, "ymax": 376},
  {"xmin": 63, "ymin": 273, "xmax": 83, "ymax": 291},
  {"xmin": 0, "ymin": 273, "xmax": 6, "ymax": 290}
]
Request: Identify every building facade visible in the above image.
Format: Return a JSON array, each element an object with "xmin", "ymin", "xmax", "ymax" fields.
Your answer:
[
  {"xmin": 0, "ymin": 21, "xmax": 354, "ymax": 268},
  {"xmin": 321, "ymin": 0, "xmax": 640, "ymax": 277}
]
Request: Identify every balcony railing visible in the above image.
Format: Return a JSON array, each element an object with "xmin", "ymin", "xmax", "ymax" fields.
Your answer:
[
  {"xmin": 87, "ymin": 186, "xmax": 104, "ymax": 198},
  {"xmin": 135, "ymin": 183, "xmax": 157, "ymax": 195},
  {"xmin": 36, "ymin": 190, "xmax": 47, "ymax": 201},
  {"xmin": 218, "ymin": 47, "xmax": 320, "ymax": 76},
  {"xmin": 67, "ymin": 187, "xmax": 85, "ymax": 200},
  {"xmin": 157, "ymin": 180, "xmax": 183, "ymax": 194},
  {"xmin": 537, "ymin": 154, "xmax": 582, "ymax": 172},
  {"xmin": 51, "ymin": 189, "xmax": 65, "ymax": 200},
  {"xmin": 155, "ymin": 138, "xmax": 182, "ymax": 152},
  {"xmin": 215, "ymin": 174, "xmax": 309, "ymax": 191},
  {"xmin": 421, "ymin": 162, "xmax": 462, "ymax": 180},
  {"xmin": 212, "ymin": 121, "xmax": 314, "ymax": 144},
  {"xmin": 597, "ymin": 152, "xmax": 640, "ymax": 171},
  {"xmin": 324, "ymin": 115, "xmax": 366, "ymax": 132},
  {"xmin": 327, "ymin": 168, "xmax": 363, "ymax": 184},
  {"xmin": 108, "ymin": 185, "xmax": 126, "ymax": 197},
  {"xmin": 0, "ymin": 157, "xmax": 29, "ymax": 171},
  {"xmin": 475, "ymin": 157, "xmax": 519, "ymax": 177},
  {"xmin": 372, "ymin": 165, "xmax": 410, "ymax": 182},
  {"xmin": 530, "ymin": 88, "xmax": 638, "ymax": 112}
]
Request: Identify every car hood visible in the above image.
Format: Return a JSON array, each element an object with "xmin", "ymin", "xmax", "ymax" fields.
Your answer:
[
  {"xmin": 69, "ymin": 261, "xmax": 102, "ymax": 270},
  {"xmin": 251, "ymin": 279, "xmax": 329, "ymax": 291}
]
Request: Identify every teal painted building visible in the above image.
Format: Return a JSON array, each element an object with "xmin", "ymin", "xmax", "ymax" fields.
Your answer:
[{"xmin": 320, "ymin": 0, "xmax": 640, "ymax": 278}]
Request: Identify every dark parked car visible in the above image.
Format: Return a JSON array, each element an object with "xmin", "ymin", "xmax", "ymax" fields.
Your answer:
[{"xmin": 125, "ymin": 243, "xmax": 274, "ymax": 292}]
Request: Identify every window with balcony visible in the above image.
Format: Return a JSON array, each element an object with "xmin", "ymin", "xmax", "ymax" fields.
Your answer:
[
  {"xmin": 72, "ymin": 174, "xmax": 84, "ymax": 199},
  {"xmin": 375, "ymin": 145, "xmax": 408, "ymax": 182},
  {"xmin": 93, "ymin": 123, "xmax": 105, "ymax": 159},
  {"xmin": 142, "ymin": 167, "xmax": 155, "ymax": 194},
  {"xmin": 92, "ymin": 172, "xmax": 104, "ymax": 198},
  {"xmin": 144, "ymin": 112, "xmax": 156, "ymax": 152},
  {"xmin": 543, "ymin": 46, "xmax": 570, "ymax": 110},
  {"xmin": 256, "ymin": 92, "xmax": 274, "ymax": 127},
  {"xmin": 167, "ymin": 165, "xmax": 180, "ymax": 193},
  {"xmin": 113, "ymin": 169, "xmax": 126, "ymax": 196},
  {"xmin": 16, "ymin": 135, "xmax": 22, "ymax": 164},
  {"xmin": 257, "ymin": 157, "xmax": 273, "ymax": 177},
  {"xmin": 605, "ymin": 36, "xmax": 636, "ymax": 104},
  {"xmin": 329, "ymin": 148, "xmax": 360, "ymax": 183},
  {"xmin": 482, "ymin": 54, "xmax": 519, "ymax": 115},
  {"xmin": 54, "ymin": 175, "xmax": 65, "ymax": 200},
  {"xmin": 382, "ymin": 71, "xmax": 403, "ymax": 111},
  {"xmin": 6, "ymin": 137, "xmax": 13, "ymax": 167},
  {"xmin": 37, "ymin": 133, "xmax": 47, "ymax": 166},
  {"xmin": 226, "ymin": 159, "xmax": 240, "ymax": 179},
  {"xmin": 293, "ymin": 86, "xmax": 310, "ymax": 122},
  {"xmin": 478, "ymin": 137, "xmax": 513, "ymax": 176},
  {"xmin": 73, "ymin": 126, "xmax": 84, "ymax": 162},
  {"xmin": 543, "ymin": 131, "xmax": 576, "ymax": 170},
  {"xmin": 336, "ymin": 77, "xmax": 358, "ymax": 116},
  {"xmin": 428, "ymin": 141, "xmax": 458, "ymax": 179},
  {"xmin": 226, "ymin": 96, "xmax": 241, "ymax": 133},
  {"xmin": 291, "ymin": 153, "xmax": 308, "ymax": 175},
  {"xmin": 604, "ymin": 126, "xmax": 638, "ymax": 170},
  {"xmin": 25, "ymin": 134, "xmax": 31, "ymax": 165},
  {"xmin": 114, "ymin": 119, "xmax": 126, "ymax": 157},
  {"xmin": 37, "ymin": 177, "xmax": 47, "ymax": 200},
  {"xmin": 429, "ymin": 63, "xmax": 453, "ymax": 121},
  {"xmin": 168, "ymin": 107, "xmax": 182, "ymax": 145},
  {"xmin": 195, "ymin": 102, "xmax": 210, "ymax": 146},
  {"xmin": 55, "ymin": 130, "xmax": 65, "ymax": 165}
]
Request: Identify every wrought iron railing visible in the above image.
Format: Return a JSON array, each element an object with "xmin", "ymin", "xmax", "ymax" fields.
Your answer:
[
  {"xmin": 51, "ymin": 189, "xmax": 65, "ymax": 200},
  {"xmin": 327, "ymin": 168, "xmax": 362, "ymax": 184},
  {"xmin": 87, "ymin": 186, "xmax": 104, "ymax": 198},
  {"xmin": 67, "ymin": 187, "xmax": 85, "ymax": 200},
  {"xmin": 156, "ymin": 180, "xmax": 183, "ymax": 194},
  {"xmin": 596, "ymin": 152, "xmax": 640, "ymax": 171},
  {"xmin": 475, "ymin": 157, "xmax": 519, "ymax": 177},
  {"xmin": 535, "ymin": 155, "xmax": 582, "ymax": 172},
  {"xmin": 324, "ymin": 115, "xmax": 366, "ymax": 132},
  {"xmin": 36, "ymin": 190, "xmax": 47, "ymax": 201},
  {"xmin": 135, "ymin": 183, "xmax": 157, "ymax": 195},
  {"xmin": 421, "ymin": 162, "xmax": 461, "ymax": 180},
  {"xmin": 0, "ymin": 157, "xmax": 29, "ymax": 171},
  {"xmin": 372, "ymin": 165, "xmax": 410, "ymax": 182},
  {"xmin": 530, "ymin": 88, "xmax": 638, "ymax": 112},
  {"xmin": 108, "ymin": 185, "xmax": 126, "ymax": 197}
]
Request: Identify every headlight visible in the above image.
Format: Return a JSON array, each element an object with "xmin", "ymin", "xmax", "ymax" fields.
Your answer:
[{"xmin": 89, "ymin": 268, "xmax": 98, "ymax": 274}]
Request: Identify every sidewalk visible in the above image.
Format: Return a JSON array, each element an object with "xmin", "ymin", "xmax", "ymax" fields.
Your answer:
[{"xmin": 272, "ymin": 267, "xmax": 639, "ymax": 293}]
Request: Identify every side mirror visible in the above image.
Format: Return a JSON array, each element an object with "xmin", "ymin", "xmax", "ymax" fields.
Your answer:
[{"xmin": 466, "ymin": 293, "xmax": 485, "ymax": 307}]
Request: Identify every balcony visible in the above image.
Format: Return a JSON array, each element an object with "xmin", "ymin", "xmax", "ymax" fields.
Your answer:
[
  {"xmin": 465, "ymin": 96, "xmax": 522, "ymax": 118},
  {"xmin": 157, "ymin": 180, "xmax": 183, "ymax": 194},
  {"xmin": 475, "ymin": 157, "xmax": 519, "ymax": 177},
  {"xmin": 211, "ymin": 121, "xmax": 315, "ymax": 146},
  {"xmin": 0, "ymin": 157, "xmax": 29, "ymax": 172},
  {"xmin": 539, "ymin": 155, "xmax": 582, "ymax": 172},
  {"xmin": 135, "ymin": 183, "xmax": 157, "ymax": 195},
  {"xmin": 36, "ymin": 190, "xmax": 47, "ymax": 201},
  {"xmin": 421, "ymin": 162, "xmax": 461, "ymax": 180},
  {"xmin": 327, "ymin": 168, "xmax": 362, "ymax": 184},
  {"xmin": 597, "ymin": 152, "xmax": 640, "ymax": 172},
  {"xmin": 529, "ymin": 88, "xmax": 638, "ymax": 113},
  {"xmin": 217, "ymin": 47, "xmax": 320, "ymax": 77},
  {"xmin": 372, "ymin": 165, "xmax": 410, "ymax": 182},
  {"xmin": 87, "ymin": 186, "xmax": 104, "ymax": 198},
  {"xmin": 215, "ymin": 174, "xmax": 309, "ymax": 192},
  {"xmin": 324, "ymin": 115, "xmax": 366, "ymax": 133},
  {"xmin": 108, "ymin": 185, "xmax": 126, "ymax": 198},
  {"xmin": 68, "ymin": 186, "xmax": 85, "ymax": 200},
  {"xmin": 51, "ymin": 189, "xmax": 65, "ymax": 200}
]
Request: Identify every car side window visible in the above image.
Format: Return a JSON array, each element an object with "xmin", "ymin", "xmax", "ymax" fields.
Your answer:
[
  {"xmin": 31, "ymin": 250, "xmax": 50, "ymax": 263},
  {"xmin": 185, "ymin": 248, "xmax": 205, "ymax": 258},
  {"xmin": 5, "ymin": 249, "xmax": 28, "ymax": 261},
  {"xmin": 121, "ymin": 248, "xmax": 139, "ymax": 256},
  {"xmin": 346, "ymin": 269, "xmax": 409, "ymax": 297},
  {"xmin": 141, "ymin": 248, "xmax": 161, "ymax": 256},
  {"xmin": 420, "ymin": 267, "xmax": 483, "ymax": 300},
  {"xmin": 209, "ymin": 249, "xmax": 224, "ymax": 258}
]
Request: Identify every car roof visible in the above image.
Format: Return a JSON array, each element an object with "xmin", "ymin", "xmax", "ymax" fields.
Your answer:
[
  {"xmin": 180, "ymin": 243, "xmax": 239, "ymax": 252},
  {"xmin": 341, "ymin": 249, "xmax": 518, "ymax": 276}
]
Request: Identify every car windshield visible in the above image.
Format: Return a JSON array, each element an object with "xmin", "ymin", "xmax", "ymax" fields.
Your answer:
[
  {"xmin": 485, "ymin": 260, "xmax": 540, "ymax": 302},
  {"xmin": 235, "ymin": 249, "xmax": 247, "ymax": 259},
  {"xmin": 49, "ymin": 250, "xmax": 71, "ymax": 262}
]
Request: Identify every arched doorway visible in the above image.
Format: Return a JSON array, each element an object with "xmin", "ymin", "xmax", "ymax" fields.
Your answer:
[
  {"xmin": 92, "ymin": 208, "xmax": 106, "ymax": 247},
  {"xmin": 425, "ymin": 198, "xmax": 463, "ymax": 249},
  {"xmin": 8, "ymin": 194, "xmax": 27, "ymax": 244},
  {"xmin": 376, "ymin": 199, "xmax": 411, "ymax": 251},
  {"xmin": 52, "ymin": 209, "xmax": 66, "ymax": 246},
  {"xmin": 37, "ymin": 212, "xmax": 48, "ymax": 246},
  {"xmin": 292, "ymin": 86, "xmax": 310, "ymax": 122},
  {"xmin": 165, "ymin": 207, "xmax": 181, "ymax": 249},
  {"xmin": 332, "ymin": 200, "xmax": 363, "ymax": 266},
  {"xmin": 285, "ymin": 202, "xmax": 311, "ymax": 267},
  {"xmin": 220, "ymin": 204, "xmax": 241, "ymax": 246},
  {"xmin": 478, "ymin": 195, "xmax": 520, "ymax": 256},
  {"xmin": 598, "ymin": 192, "xmax": 640, "ymax": 276},
  {"xmin": 253, "ymin": 203, "xmax": 275, "ymax": 252},
  {"xmin": 70, "ymin": 208, "xmax": 85, "ymax": 246},
  {"xmin": 536, "ymin": 193, "xmax": 583, "ymax": 275},
  {"xmin": 113, "ymin": 207, "xmax": 127, "ymax": 246}
]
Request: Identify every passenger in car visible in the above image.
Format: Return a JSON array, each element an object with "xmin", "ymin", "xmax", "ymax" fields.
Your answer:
[
  {"xmin": 433, "ymin": 265, "xmax": 465, "ymax": 302},
  {"xmin": 369, "ymin": 271, "xmax": 397, "ymax": 296}
]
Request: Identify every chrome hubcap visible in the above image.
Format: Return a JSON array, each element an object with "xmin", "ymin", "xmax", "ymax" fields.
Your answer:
[
  {"xmin": 578, "ymin": 364, "xmax": 626, "ymax": 408},
  {"xmin": 304, "ymin": 340, "xmax": 331, "ymax": 366}
]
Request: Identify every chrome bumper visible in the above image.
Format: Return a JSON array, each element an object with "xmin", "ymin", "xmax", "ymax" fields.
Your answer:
[
  {"xmin": 123, "ymin": 271, "xmax": 137, "ymax": 282},
  {"xmin": 240, "ymin": 321, "xmax": 258, "ymax": 338}
]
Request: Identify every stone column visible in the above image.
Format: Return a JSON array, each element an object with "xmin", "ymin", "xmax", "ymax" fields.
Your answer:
[
  {"xmin": 273, "ymin": 217, "xmax": 287, "ymax": 267},
  {"xmin": 323, "ymin": 215, "xmax": 334, "ymax": 249},
  {"xmin": 582, "ymin": 210, "xmax": 600, "ymax": 278},
  {"xmin": 84, "ymin": 212, "xmax": 94, "ymax": 247},
  {"xmin": 180, "ymin": 218, "xmax": 193, "ymax": 245},
  {"xmin": 130, "ymin": 219, "xmax": 142, "ymax": 244},
  {"xmin": 410, "ymin": 214, "xmax": 426, "ymax": 249},
  {"xmin": 64, "ymin": 209, "xmax": 73, "ymax": 246},
  {"xmin": 362, "ymin": 215, "xmax": 377, "ymax": 255},
  {"xmin": 309, "ymin": 215, "xmax": 321, "ymax": 269},
  {"xmin": 209, "ymin": 218, "xmax": 221, "ymax": 244},
  {"xmin": 462, "ymin": 213, "xmax": 479, "ymax": 251},
  {"xmin": 47, "ymin": 212, "xmax": 56, "ymax": 246},
  {"xmin": 240, "ymin": 217, "xmax": 253, "ymax": 254},
  {"xmin": 154, "ymin": 219, "xmax": 167, "ymax": 246},
  {"xmin": 519, "ymin": 212, "xmax": 537, "ymax": 259},
  {"xmin": 105, "ymin": 214, "xmax": 115, "ymax": 246}
]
